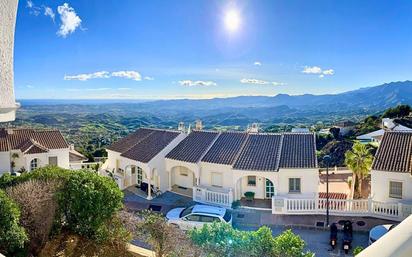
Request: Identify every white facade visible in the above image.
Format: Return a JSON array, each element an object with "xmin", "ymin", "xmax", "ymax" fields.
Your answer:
[
  {"xmin": 102, "ymin": 133, "xmax": 186, "ymax": 198},
  {"xmin": 0, "ymin": 148, "xmax": 70, "ymax": 175},
  {"xmin": 371, "ymin": 170, "xmax": 412, "ymax": 204},
  {"xmin": 0, "ymin": 0, "xmax": 19, "ymax": 122}
]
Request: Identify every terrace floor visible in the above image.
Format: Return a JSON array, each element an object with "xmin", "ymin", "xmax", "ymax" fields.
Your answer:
[
  {"xmin": 170, "ymin": 184, "xmax": 193, "ymax": 197},
  {"xmin": 240, "ymin": 198, "xmax": 271, "ymax": 209}
]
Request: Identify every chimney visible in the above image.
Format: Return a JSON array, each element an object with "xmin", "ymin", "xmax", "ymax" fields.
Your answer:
[
  {"xmin": 69, "ymin": 144, "xmax": 75, "ymax": 150},
  {"xmin": 195, "ymin": 120, "xmax": 203, "ymax": 130},
  {"xmin": 247, "ymin": 123, "xmax": 259, "ymax": 133},
  {"xmin": 178, "ymin": 122, "xmax": 185, "ymax": 132}
]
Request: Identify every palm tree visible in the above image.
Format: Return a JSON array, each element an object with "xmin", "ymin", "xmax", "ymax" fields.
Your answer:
[{"xmin": 345, "ymin": 142, "xmax": 373, "ymax": 199}]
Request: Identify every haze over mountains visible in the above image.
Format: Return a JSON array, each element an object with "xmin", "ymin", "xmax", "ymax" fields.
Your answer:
[{"xmin": 18, "ymin": 81, "xmax": 412, "ymax": 128}]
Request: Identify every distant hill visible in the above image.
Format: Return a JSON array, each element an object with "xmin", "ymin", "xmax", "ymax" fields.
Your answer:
[{"xmin": 135, "ymin": 80, "xmax": 412, "ymax": 112}]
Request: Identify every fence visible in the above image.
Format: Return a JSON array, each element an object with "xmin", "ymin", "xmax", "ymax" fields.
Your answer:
[
  {"xmin": 273, "ymin": 196, "xmax": 409, "ymax": 221},
  {"xmin": 193, "ymin": 186, "xmax": 233, "ymax": 208}
]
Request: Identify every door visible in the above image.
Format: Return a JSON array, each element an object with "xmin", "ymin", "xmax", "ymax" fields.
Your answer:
[
  {"xmin": 131, "ymin": 166, "xmax": 137, "ymax": 185},
  {"xmin": 137, "ymin": 167, "xmax": 143, "ymax": 186},
  {"xmin": 265, "ymin": 179, "xmax": 275, "ymax": 199}
]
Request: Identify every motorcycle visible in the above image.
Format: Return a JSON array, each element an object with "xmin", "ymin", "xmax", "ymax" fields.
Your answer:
[
  {"xmin": 342, "ymin": 220, "xmax": 353, "ymax": 254},
  {"xmin": 329, "ymin": 223, "xmax": 338, "ymax": 249}
]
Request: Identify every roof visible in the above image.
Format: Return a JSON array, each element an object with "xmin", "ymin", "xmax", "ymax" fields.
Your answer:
[
  {"xmin": 69, "ymin": 149, "xmax": 88, "ymax": 162},
  {"xmin": 202, "ymin": 132, "xmax": 248, "ymax": 165},
  {"xmin": 166, "ymin": 131, "xmax": 219, "ymax": 163},
  {"xmin": 107, "ymin": 128, "xmax": 181, "ymax": 163},
  {"xmin": 279, "ymin": 133, "xmax": 317, "ymax": 168},
  {"xmin": 0, "ymin": 128, "xmax": 68, "ymax": 153},
  {"xmin": 167, "ymin": 130, "xmax": 317, "ymax": 171},
  {"xmin": 233, "ymin": 134, "xmax": 282, "ymax": 171},
  {"xmin": 372, "ymin": 131, "xmax": 412, "ymax": 173}
]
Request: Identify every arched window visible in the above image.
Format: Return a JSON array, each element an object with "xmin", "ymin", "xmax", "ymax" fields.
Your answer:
[{"xmin": 30, "ymin": 158, "xmax": 39, "ymax": 171}]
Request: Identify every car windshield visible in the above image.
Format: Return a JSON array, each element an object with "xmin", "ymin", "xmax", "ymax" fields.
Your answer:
[
  {"xmin": 223, "ymin": 209, "xmax": 232, "ymax": 222},
  {"xmin": 180, "ymin": 206, "xmax": 194, "ymax": 218}
]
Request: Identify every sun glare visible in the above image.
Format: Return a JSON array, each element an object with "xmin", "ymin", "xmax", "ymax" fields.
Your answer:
[{"xmin": 224, "ymin": 9, "xmax": 241, "ymax": 32}]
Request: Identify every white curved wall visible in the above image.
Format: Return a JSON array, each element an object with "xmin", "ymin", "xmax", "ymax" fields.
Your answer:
[{"xmin": 0, "ymin": 0, "xmax": 19, "ymax": 122}]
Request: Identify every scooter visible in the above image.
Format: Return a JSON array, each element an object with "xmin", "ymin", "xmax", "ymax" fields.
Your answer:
[
  {"xmin": 342, "ymin": 220, "xmax": 353, "ymax": 254},
  {"xmin": 329, "ymin": 223, "xmax": 338, "ymax": 249}
]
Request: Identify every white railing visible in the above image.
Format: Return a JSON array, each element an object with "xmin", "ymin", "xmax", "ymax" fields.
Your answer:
[
  {"xmin": 273, "ymin": 196, "xmax": 409, "ymax": 221},
  {"xmin": 193, "ymin": 186, "xmax": 233, "ymax": 208}
]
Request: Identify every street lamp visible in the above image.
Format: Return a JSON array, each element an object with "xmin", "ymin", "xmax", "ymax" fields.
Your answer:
[{"xmin": 323, "ymin": 155, "xmax": 331, "ymax": 227}]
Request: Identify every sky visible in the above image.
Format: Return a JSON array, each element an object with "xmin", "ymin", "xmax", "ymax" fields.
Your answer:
[{"xmin": 14, "ymin": 0, "xmax": 412, "ymax": 99}]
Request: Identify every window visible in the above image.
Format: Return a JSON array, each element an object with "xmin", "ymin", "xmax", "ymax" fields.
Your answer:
[
  {"xmin": 201, "ymin": 216, "xmax": 220, "ymax": 223},
  {"xmin": 137, "ymin": 167, "xmax": 143, "ymax": 186},
  {"xmin": 247, "ymin": 176, "xmax": 256, "ymax": 186},
  {"xmin": 30, "ymin": 158, "xmax": 39, "ymax": 171},
  {"xmin": 185, "ymin": 214, "xmax": 201, "ymax": 222},
  {"xmin": 48, "ymin": 156, "xmax": 58, "ymax": 166},
  {"xmin": 289, "ymin": 178, "xmax": 301, "ymax": 193},
  {"xmin": 265, "ymin": 179, "xmax": 275, "ymax": 198},
  {"xmin": 389, "ymin": 181, "xmax": 402, "ymax": 199},
  {"xmin": 211, "ymin": 172, "xmax": 223, "ymax": 187}
]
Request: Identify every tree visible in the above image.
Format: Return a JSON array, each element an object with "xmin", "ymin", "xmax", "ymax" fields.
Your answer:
[
  {"xmin": 345, "ymin": 142, "xmax": 373, "ymax": 198},
  {"xmin": 273, "ymin": 230, "xmax": 314, "ymax": 257},
  {"xmin": 59, "ymin": 170, "xmax": 124, "ymax": 241},
  {"xmin": 382, "ymin": 104, "xmax": 412, "ymax": 118},
  {"xmin": 6, "ymin": 180, "xmax": 61, "ymax": 254},
  {"xmin": 0, "ymin": 189, "xmax": 28, "ymax": 255},
  {"xmin": 136, "ymin": 210, "xmax": 200, "ymax": 257},
  {"xmin": 329, "ymin": 127, "xmax": 341, "ymax": 140}
]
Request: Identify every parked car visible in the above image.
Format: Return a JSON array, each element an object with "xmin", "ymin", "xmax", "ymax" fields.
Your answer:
[
  {"xmin": 166, "ymin": 204, "xmax": 232, "ymax": 230},
  {"xmin": 369, "ymin": 224, "xmax": 397, "ymax": 245}
]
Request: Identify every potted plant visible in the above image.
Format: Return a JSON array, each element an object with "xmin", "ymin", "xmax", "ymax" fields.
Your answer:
[
  {"xmin": 10, "ymin": 153, "xmax": 19, "ymax": 172},
  {"xmin": 244, "ymin": 191, "xmax": 255, "ymax": 201}
]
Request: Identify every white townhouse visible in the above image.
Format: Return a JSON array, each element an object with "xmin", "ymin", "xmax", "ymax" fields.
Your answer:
[
  {"xmin": 103, "ymin": 128, "xmax": 186, "ymax": 199},
  {"xmin": 104, "ymin": 127, "xmax": 319, "ymax": 206},
  {"xmin": 371, "ymin": 131, "xmax": 412, "ymax": 204},
  {"xmin": 0, "ymin": 128, "xmax": 72, "ymax": 174}
]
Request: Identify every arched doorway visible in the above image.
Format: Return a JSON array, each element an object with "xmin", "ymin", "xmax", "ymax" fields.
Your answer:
[
  {"xmin": 265, "ymin": 179, "xmax": 275, "ymax": 199},
  {"xmin": 125, "ymin": 165, "xmax": 145, "ymax": 188},
  {"xmin": 171, "ymin": 166, "xmax": 196, "ymax": 189},
  {"xmin": 235, "ymin": 175, "xmax": 276, "ymax": 200}
]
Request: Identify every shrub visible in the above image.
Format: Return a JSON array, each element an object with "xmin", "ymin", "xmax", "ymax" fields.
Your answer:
[
  {"xmin": 6, "ymin": 180, "xmax": 61, "ymax": 254},
  {"xmin": 136, "ymin": 210, "xmax": 200, "ymax": 257},
  {"xmin": 0, "ymin": 189, "xmax": 28, "ymax": 254},
  {"xmin": 353, "ymin": 246, "xmax": 364, "ymax": 256},
  {"xmin": 273, "ymin": 230, "xmax": 314, "ymax": 257},
  {"xmin": 59, "ymin": 170, "xmax": 123, "ymax": 241}
]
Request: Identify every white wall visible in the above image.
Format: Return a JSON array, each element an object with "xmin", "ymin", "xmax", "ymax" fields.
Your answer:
[
  {"xmin": 200, "ymin": 162, "xmax": 233, "ymax": 188},
  {"xmin": 277, "ymin": 168, "xmax": 319, "ymax": 198},
  {"xmin": 24, "ymin": 148, "xmax": 70, "ymax": 171},
  {"xmin": 0, "ymin": 152, "xmax": 10, "ymax": 174},
  {"xmin": 371, "ymin": 170, "xmax": 412, "ymax": 203}
]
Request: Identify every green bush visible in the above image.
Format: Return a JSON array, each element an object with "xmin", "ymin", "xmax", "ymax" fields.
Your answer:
[
  {"xmin": 0, "ymin": 166, "xmax": 124, "ymax": 243},
  {"xmin": 189, "ymin": 222, "xmax": 313, "ymax": 257},
  {"xmin": 353, "ymin": 246, "xmax": 364, "ymax": 256},
  {"xmin": 59, "ymin": 170, "xmax": 123, "ymax": 241},
  {"xmin": 0, "ymin": 189, "xmax": 28, "ymax": 254},
  {"xmin": 244, "ymin": 191, "xmax": 255, "ymax": 200}
]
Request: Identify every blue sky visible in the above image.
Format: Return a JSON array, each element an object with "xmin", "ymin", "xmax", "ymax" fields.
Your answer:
[{"xmin": 14, "ymin": 0, "xmax": 412, "ymax": 99}]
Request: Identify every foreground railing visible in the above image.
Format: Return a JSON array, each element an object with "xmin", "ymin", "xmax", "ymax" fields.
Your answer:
[
  {"xmin": 273, "ymin": 196, "xmax": 410, "ymax": 221},
  {"xmin": 193, "ymin": 186, "xmax": 233, "ymax": 208}
]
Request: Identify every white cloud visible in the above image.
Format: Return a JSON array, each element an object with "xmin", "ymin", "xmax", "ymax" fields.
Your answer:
[
  {"xmin": 117, "ymin": 88, "xmax": 132, "ymax": 90},
  {"xmin": 26, "ymin": 85, "xmax": 34, "ymax": 89},
  {"xmin": 322, "ymin": 69, "xmax": 334, "ymax": 75},
  {"xmin": 64, "ymin": 71, "xmax": 110, "ymax": 81},
  {"xmin": 144, "ymin": 76, "xmax": 154, "ymax": 81},
  {"xmin": 111, "ymin": 71, "xmax": 142, "ymax": 81},
  {"xmin": 57, "ymin": 3, "xmax": 82, "ymax": 38},
  {"xmin": 26, "ymin": 0, "xmax": 41, "ymax": 16},
  {"xmin": 63, "ymin": 70, "xmax": 145, "ymax": 81},
  {"xmin": 44, "ymin": 6, "xmax": 55, "ymax": 22},
  {"xmin": 302, "ymin": 66, "xmax": 334, "ymax": 78},
  {"xmin": 178, "ymin": 80, "xmax": 217, "ymax": 87},
  {"xmin": 302, "ymin": 66, "xmax": 323, "ymax": 74},
  {"xmin": 66, "ymin": 87, "xmax": 111, "ymax": 92},
  {"xmin": 240, "ymin": 78, "xmax": 286, "ymax": 86},
  {"xmin": 254, "ymin": 61, "xmax": 262, "ymax": 66}
]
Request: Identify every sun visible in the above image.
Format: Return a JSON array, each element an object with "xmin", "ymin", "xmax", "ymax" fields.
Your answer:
[{"xmin": 224, "ymin": 9, "xmax": 241, "ymax": 32}]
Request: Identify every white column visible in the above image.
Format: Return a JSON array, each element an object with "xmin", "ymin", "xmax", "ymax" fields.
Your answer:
[
  {"xmin": 168, "ymin": 170, "xmax": 172, "ymax": 190},
  {"xmin": 147, "ymin": 169, "xmax": 152, "ymax": 200},
  {"xmin": 0, "ymin": 0, "xmax": 19, "ymax": 122}
]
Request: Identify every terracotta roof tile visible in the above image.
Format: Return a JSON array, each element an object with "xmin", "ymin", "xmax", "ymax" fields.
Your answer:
[
  {"xmin": 106, "ymin": 128, "xmax": 154, "ymax": 153},
  {"xmin": 166, "ymin": 131, "xmax": 219, "ymax": 163},
  {"xmin": 202, "ymin": 132, "xmax": 248, "ymax": 165},
  {"xmin": 233, "ymin": 134, "xmax": 282, "ymax": 171},
  {"xmin": 121, "ymin": 130, "xmax": 180, "ymax": 163},
  {"xmin": 372, "ymin": 131, "xmax": 412, "ymax": 173},
  {"xmin": 279, "ymin": 133, "xmax": 317, "ymax": 168}
]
